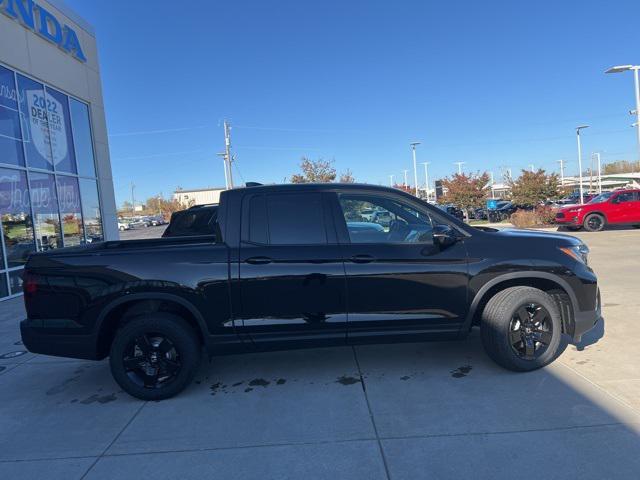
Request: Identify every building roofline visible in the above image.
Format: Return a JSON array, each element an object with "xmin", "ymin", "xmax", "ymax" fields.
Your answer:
[
  {"xmin": 174, "ymin": 187, "xmax": 227, "ymax": 194},
  {"xmin": 48, "ymin": 0, "xmax": 95, "ymax": 37}
]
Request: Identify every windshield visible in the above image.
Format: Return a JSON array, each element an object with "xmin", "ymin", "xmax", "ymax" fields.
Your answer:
[{"xmin": 588, "ymin": 192, "xmax": 614, "ymax": 204}]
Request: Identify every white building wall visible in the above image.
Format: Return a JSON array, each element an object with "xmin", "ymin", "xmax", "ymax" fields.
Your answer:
[{"xmin": 173, "ymin": 189, "xmax": 225, "ymax": 207}]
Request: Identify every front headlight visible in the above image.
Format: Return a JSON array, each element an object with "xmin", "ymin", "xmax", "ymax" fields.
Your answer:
[{"xmin": 559, "ymin": 244, "xmax": 589, "ymax": 265}]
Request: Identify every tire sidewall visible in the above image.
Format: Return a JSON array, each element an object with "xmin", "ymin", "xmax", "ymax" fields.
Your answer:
[
  {"xmin": 109, "ymin": 313, "xmax": 201, "ymax": 400},
  {"xmin": 483, "ymin": 288, "xmax": 564, "ymax": 371},
  {"xmin": 583, "ymin": 214, "xmax": 605, "ymax": 232}
]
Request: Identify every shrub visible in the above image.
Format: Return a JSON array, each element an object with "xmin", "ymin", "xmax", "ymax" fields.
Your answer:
[{"xmin": 510, "ymin": 205, "xmax": 556, "ymax": 228}]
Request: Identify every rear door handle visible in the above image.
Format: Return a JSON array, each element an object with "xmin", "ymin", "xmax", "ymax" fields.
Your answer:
[
  {"xmin": 350, "ymin": 254, "xmax": 376, "ymax": 264},
  {"xmin": 245, "ymin": 256, "xmax": 273, "ymax": 265}
]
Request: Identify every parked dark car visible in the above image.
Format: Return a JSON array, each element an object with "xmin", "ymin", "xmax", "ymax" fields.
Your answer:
[
  {"xmin": 436, "ymin": 204, "xmax": 464, "ymax": 221},
  {"xmin": 162, "ymin": 204, "xmax": 218, "ymax": 237},
  {"xmin": 21, "ymin": 183, "xmax": 601, "ymax": 400}
]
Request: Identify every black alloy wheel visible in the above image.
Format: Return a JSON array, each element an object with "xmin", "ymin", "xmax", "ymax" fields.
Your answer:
[
  {"xmin": 123, "ymin": 333, "xmax": 182, "ymax": 389},
  {"xmin": 508, "ymin": 303, "xmax": 553, "ymax": 360},
  {"xmin": 110, "ymin": 313, "xmax": 201, "ymax": 400},
  {"xmin": 584, "ymin": 214, "xmax": 605, "ymax": 232}
]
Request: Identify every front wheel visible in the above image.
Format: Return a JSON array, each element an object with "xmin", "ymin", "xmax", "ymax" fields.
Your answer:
[
  {"xmin": 583, "ymin": 213, "xmax": 605, "ymax": 232},
  {"xmin": 109, "ymin": 313, "xmax": 201, "ymax": 400},
  {"xmin": 481, "ymin": 286, "xmax": 565, "ymax": 371}
]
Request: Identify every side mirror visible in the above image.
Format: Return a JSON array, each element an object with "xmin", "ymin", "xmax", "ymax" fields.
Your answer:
[{"xmin": 433, "ymin": 224, "xmax": 458, "ymax": 248}]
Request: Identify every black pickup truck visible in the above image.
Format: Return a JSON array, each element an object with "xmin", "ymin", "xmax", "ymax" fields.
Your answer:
[{"xmin": 21, "ymin": 183, "xmax": 601, "ymax": 400}]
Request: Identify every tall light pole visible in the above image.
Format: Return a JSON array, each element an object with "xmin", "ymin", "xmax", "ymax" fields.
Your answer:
[
  {"xmin": 556, "ymin": 159, "xmax": 565, "ymax": 186},
  {"xmin": 421, "ymin": 162, "xmax": 430, "ymax": 200},
  {"xmin": 389, "ymin": 174, "xmax": 395, "ymax": 187},
  {"xmin": 605, "ymin": 65, "xmax": 640, "ymax": 163},
  {"xmin": 402, "ymin": 169, "xmax": 409, "ymax": 187},
  {"xmin": 454, "ymin": 161, "xmax": 465, "ymax": 174},
  {"xmin": 576, "ymin": 125, "xmax": 590, "ymax": 204},
  {"xmin": 594, "ymin": 152, "xmax": 602, "ymax": 193},
  {"xmin": 410, "ymin": 142, "xmax": 421, "ymax": 196}
]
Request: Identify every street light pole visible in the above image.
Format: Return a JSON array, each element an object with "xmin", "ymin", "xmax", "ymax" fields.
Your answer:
[
  {"xmin": 595, "ymin": 152, "xmax": 602, "ymax": 193},
  {"xmin": 402, "ymin": 169, "xmax": 409, "ymax": 187},
  {"xmin": 575, "ymin": 125, "xmax": 590, "ymax": 204},
  {"xmin": 389, "ymin": 174, "xmax": 395, "ymax": 187},
  {"xmin": 605, "ymin": 65, "xmax": 640, "ymax": 163},
  {"xmin": 454, "ymin": 162, "xmax": 465, "ymax": 174},
  {"xmin": 421, "ymin": 162, "xmax": 430, "ymax": 200},
  {"xmin": 410, "ymin": 142, "xmax": 421, "ymax": 196},
  {"xmin": 556, "ymin": 159, "xmax": 565, "ymax": 186}
]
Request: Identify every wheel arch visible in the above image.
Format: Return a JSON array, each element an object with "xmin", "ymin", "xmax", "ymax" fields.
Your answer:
[
  {"xmin": 94, "ymin": 293, "xmax": 208, "ymax": 359},
  {"xmin": 465, "ymin": 272, "xmax": 578, "ymax": 335}
]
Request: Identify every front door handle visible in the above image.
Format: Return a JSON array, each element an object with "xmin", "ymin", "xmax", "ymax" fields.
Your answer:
[
  {"xmin": 350, "ymin": 254, "xmax": 376, "ymax": 264},
  {"xmin": 245, "ymin": 256, "xmax": 273, "ymax": 265}
]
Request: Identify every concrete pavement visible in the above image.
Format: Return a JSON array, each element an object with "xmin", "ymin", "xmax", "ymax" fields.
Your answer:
[{"xmin": 1, "ymin": 228, "xmax": 639, "ymax": 479}]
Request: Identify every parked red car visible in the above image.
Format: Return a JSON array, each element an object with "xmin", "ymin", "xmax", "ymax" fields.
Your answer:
[{"xmin": 555, "ymin": 189, "xmax": 640, "ymax": 231}]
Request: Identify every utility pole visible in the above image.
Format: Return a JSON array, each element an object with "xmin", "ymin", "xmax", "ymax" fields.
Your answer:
[
  {"xmin": 410, "ymin": 142, "xmax": 421, "ymax": 196},
  {"xmin": 557, "ymin": 159, "xmax": 565, "ymax": 186},
  {"xmin": 389, "ymin": 174, "xmax": 395, "ymax": 187},
  {"xmin": 130, "ymin": 181, "xmax": 135, "ymax": 215},
  {"xmin": 223, "ymin": 120, "xmax": 234, "ymax": 189},
  {"xmin": 454, "ymin": 162, "xmax": 465, "ymax": 174},
  {"xmin": 402, "ymin": 169, "xmax": 409, "ymax": 187},
  {"xmin": 421, "ymin": 162, "xmax": 430, "ymax": 200}
]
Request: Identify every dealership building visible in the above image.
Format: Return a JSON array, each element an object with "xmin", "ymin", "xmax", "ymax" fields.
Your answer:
[{"xmin": 0, "ymin": 0, "xmax": 117, "ymax": 299}]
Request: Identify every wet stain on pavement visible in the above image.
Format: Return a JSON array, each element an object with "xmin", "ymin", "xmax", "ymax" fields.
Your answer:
[
  {"xmin": 248, "ymin": 378, "xmax": 270, "ymax": 388},
  {"xmin": 13, "ymin": 341, "xmax": 23, "ymax": 346},
  {"xmin": 400, "ymin": 375, "xmax": 411, "ymax": 381},
  {"xmin": 336, "ymin": 375, "xmax": 361, "ymax": 386},
  {"xmin": 244, "ymin": 387, "xmax": 253, "ymax": 392},
  {"xmin": 0, "ymin": 366, "xmax": 6, "ymax": 373},
  {"xmin": 276, "ymin": 378, "xmax": 286, "ymax": 385},
  {"xmin": 232, "ymin": 381, "xmax": 243, "ymax": 387},
  {"xmin": 0, "ymin": 350, "xmax": 28, "ymax": 360},
  {"xmin": 46, "ymin": 376, "xmax": 81, "ymax": 395},
  {"xmin": 80, "ymin": 393, "xmax": 117, "ymax": 404},
  {"xmin": 451, "ymin": 365, "xmax": 472, "ymax": 378}
]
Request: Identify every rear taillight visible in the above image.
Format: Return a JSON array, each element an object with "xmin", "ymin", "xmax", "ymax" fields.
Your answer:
[{"xmin": 23, "ymin": 272, "xmax": 38, "ymax": 296}]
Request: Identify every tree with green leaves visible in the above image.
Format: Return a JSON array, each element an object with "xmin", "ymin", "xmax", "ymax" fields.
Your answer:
[{"xmin": 509, "ymin": 169, "xmax": 560, "ymax": 206}]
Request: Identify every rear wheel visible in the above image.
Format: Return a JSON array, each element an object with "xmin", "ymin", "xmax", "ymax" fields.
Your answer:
[
  {"xmin": 481, "ymin": 286, "xmax": 564, "ymax": 371},
  {"xmin": 109, "ymin": 313, "xmax": 201, "ymax": 400},
  {"xmin": 583, "ymin": 213, "xmax": 605, "ymax": 232}
]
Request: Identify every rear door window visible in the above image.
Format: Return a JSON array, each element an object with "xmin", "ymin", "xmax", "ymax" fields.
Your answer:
[{"xmin": 266, "ymin": 193, "xmax": 327, "ymax": 245}]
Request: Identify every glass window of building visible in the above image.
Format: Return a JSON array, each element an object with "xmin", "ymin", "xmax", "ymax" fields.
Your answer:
[
  {"xmin": 30, "ymin": 172, "xmax": 61, "ymax": 251},
  {"xmin": 57, "ymin": 175, "xmax": 83, "ymax": 246},
  {"xmin": 46, "ymin": 87, "xmax": 77, "ymax": 174},
  {"xmin": 70, "ymin": 98, "xmax": 96, "ymax": 177},
  {"xmin": 79, "ymin": 178, "xmax": 103, "ymax": 242},
  {"xmin": 8, "ymin": 269, "xmax": 22, "ymax": 295},
  {"xmin": 0, "ymin": 66, "xmax": 25, "ymax": 167},
  {"xmin": 0, "ymin": 64, "xmax": 106, "ymax": 300},
  {"xmin": 0, "ymin": 168, "xmax": 34, "ymax": 268},
  {"xmin": 17, "ymin": 74, "xmax": 55, "ymax": 170}
]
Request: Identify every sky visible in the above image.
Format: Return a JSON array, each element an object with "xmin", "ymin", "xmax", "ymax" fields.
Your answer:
[{"xmin": 65, "ymin": 0, "xmax": 640, "ymax": 206}]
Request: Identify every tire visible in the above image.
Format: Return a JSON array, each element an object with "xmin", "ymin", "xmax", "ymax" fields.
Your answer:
[
  {"xmin": 481, "ymin": 286, "xmax": 564, "ymax": 372},
  {"xmin": 583, "ymin": 213, "xmax": 605, "ymax": 232},
  {"xmin": 109, "ymin": 313, "xmax": 201, "ymax": 400}
]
